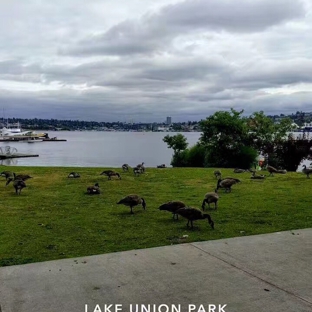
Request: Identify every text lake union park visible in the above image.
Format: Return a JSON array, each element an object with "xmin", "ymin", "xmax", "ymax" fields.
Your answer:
[{"xmin": 85, "ymin": 304, "xmax": 227, "ymax": 312}]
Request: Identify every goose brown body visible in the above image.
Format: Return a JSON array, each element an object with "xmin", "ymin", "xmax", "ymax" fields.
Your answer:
[
  {"xmin": 13, "ymin": 180, "xmax": 26, "ymax": 195},
  {"xmin": 133, "ymin": 167, "xmax": 143, "ymax": 176},
  {"xmin": 176, "ymin": 207, "xmax": 214, "ymax": 229},
  {"xmin": 68, "ymin": 172, "xmax": 80, "ymax": 178},
  {"xmin": 250, "ymin": 172, "xmax": 265, "ymax": 179},
  {"xmin": 214, "ymin": 170, "xmax": 222, "ymax": 179},
  {"xmin": 100, "ymin": 170, "xmax": 121, "ymax": 180},
  {"xmin": 0, "ymin": 171, "xmax": 15, "ymax": 181},
  {"xmin": 302, "ymin": 165, "xmax": 312, "ymax": 178},
  {"xmin": 215, "ymin": 178, "xmax": 239, "ymax": 193},
  {"xmin": 122, "ymin": 164, "xmax": 130, "ymax": 171},
  {"xmin": 157, "ymin": 164, "xmax": 166, "ymax": 168},
  {"xmin": 233, "ymin": 168, "xmax": 245, "ymax": 173},
  {"xmin": 136, "ymin": 162, "xmax": 145, "ymax": 173},
  {"xmin": 6, "ymin": 174, "xmax": 32, "ymax": 186},
  {"xmin": 87, "ymin": 183, "xmax": 100, "ymax": 194},
  {"xmin": 117, "ymin": 194, "xmax": 146, "ymax": 214},
  {"xmin": 158, "ymin": 200, "xmax": 186, "ymax": 219},
  {"xmin": 202, "ymin": 192, "xmax": 219, "ymax": 210},
  {"xmin": 267, "ymin": 165, "xmax": 278, "ymax": 176}
]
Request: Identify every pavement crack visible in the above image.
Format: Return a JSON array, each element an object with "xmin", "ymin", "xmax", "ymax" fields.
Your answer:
[{"xmin": 189, "ymin": 243, "xmax": 312, "ymax": 306}]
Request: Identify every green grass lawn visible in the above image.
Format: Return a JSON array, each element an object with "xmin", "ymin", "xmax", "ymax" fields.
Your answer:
[{"xmin": 0, "ymin": 166, "xmax": 311, "ymax": 267}]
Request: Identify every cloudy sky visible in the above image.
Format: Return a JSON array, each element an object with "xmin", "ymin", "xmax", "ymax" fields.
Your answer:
[{"xmin": 0, "ymin": 0, "xmax": 311, "ymax": 122}]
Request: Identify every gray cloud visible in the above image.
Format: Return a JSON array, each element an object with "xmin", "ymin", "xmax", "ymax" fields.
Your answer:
[
  {"xmin": 64, "ymin": 0, "xmax": 305, "ymax": 57},
  {"xmin": 0, "ymin": 0, "xmax": 312, "ymax": 122}
]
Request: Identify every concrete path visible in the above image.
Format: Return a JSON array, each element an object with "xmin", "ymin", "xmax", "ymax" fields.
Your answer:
[{"xmin": 0, "ymin": 229, "xmax": 311, "ymax": 312}]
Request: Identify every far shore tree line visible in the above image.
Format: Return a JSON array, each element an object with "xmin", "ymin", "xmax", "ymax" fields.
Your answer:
[{"xmin": 163, "ymin": 109, "xmax": 312, "ymax": 171}]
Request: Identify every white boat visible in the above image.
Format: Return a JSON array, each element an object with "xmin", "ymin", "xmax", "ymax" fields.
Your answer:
[
  {"xmin": 0, "ymin": 122, "xmax": 46, "ymax": 138},
  {"xmin": 27, "ymin": 138, "xmax": 43, "ymax": 143}
]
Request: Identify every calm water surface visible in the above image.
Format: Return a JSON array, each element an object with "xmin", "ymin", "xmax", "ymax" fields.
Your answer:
[
  {"xmin": 1, "ymin": 131, "xmax": 309, "ymax": 170},
  {"xmin": 0, "ymin": 131, "xmax": 201, "ymax": 168}
]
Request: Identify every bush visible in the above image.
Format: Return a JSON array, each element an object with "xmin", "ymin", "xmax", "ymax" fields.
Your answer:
[
  {"xmin": 204, "ymin": 145, "xmax": 258, "ymax": 169},
  {"xmin": 185, "ymin": 144, "xmax": 206, "ymax": 167},
  {"xmin": 171, "ymin": 144, "xmax": 206, "ymax": 167}
]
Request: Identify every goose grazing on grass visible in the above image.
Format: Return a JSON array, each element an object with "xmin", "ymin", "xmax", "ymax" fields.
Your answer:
[
  {"xmin": 133, "ymin": 166, "xmax": 143, "ymax": 176},
  {"xmin": 266, "ymin": 165, "xmax": 278, "ymax": 176},
  {"xmin": 176, "ymin": 207, "xmax": 214, "ymax": 229},
  {"xmin": 100, "ymin": 170, "xmax": 121, "ymax": 180},
  {"xmin": 157, "ymin": 164, "xmax": 166, "ymax": 168},
  {"xmin": 0, "ymin": 171, "xmax": 15, "ymax": 183},
  {"xmin": 158, "ymin": 201, "xmax": 186, "ymax": 220},
  {"xmin": 136, "ymin": 162, "xmax": 145, "ymax": 173},
  {"xmin": 250, "ymin": 172, "xmax": 265, "ymax": 179},
  {"xmin": 215, "ymin": 178, "xmax": 239, "ymax": 193},
  {"xmin": 302, "ymin": 165, "xmax": 312, "ymax": 178},
  {"xmin": 233, "ymin": 168, "xmax": 245, "ymax": 173},
  {"xmin": 202, "ymin": 192, "xmax": 219, "ymax": 210},
  {"xmin": 68, "ymin": 172, "xmax": 80, "ymax": 178},
  {"xmin": 6, "ymin": 174, "xmax": 32, "ymax": 186},
  {"xmin": 122, "ymin": 164, "xmax": 130, "ymax": 171},
  {"xmin": 87, "ymin": 183, "xmax": 100, "ymax": 194},
  {"xmin": 223, "ymin": 177, "xmax": 241, "ymax": 183},
  {"xmin": 117, "ymin": 195, "xmax": 146, "ymax": 214},
  {"xmin": 214, "ymin": 170, "xmax": 222, "ymax": 179},
  {"xmin": 13, "ymin": 180, "xmax": 26, "ymax": 195}
]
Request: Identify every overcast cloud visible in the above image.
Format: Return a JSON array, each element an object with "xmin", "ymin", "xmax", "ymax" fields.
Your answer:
[{"xmin": 0, "ymin": 0, "xmax": 311, "ymax": 122}]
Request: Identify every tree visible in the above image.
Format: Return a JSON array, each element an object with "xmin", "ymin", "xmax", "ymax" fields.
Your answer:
[
  {"xmin": 199, "ymin": 109, "xmax": 301, "ymax": 170},
  {"xmin": 163, "ymin": 134, "xmax": 188, "ymax": 153},
  {"xmin": 199, "ymin": 108, "xmax": 256, "ymax": 168},
  {"xmin": 163, "ymin": 134, "xmax": 189, "ymax": 167},
  {"xmin": 247, "ymin": 111, "xmax": 293, "ymax": 154}
]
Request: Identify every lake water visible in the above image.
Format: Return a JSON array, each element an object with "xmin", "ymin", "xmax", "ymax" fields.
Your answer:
[
  {"xmin": 0, "ymin": 131, "xmax": 309, "ymax": 170},
  {"xmin": 0, "ymin": 131, "xmax": 201, "ymax": 167}
]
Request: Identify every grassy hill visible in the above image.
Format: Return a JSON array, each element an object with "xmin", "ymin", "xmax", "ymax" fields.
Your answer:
[{"xmin": 0, "ymin": 166, "xmax": 311, "ymax": 266}]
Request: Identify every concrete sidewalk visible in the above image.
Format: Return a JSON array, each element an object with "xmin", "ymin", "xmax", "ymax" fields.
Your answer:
[{"xmin": 0, "ymin": 229, "xmax": 311, "ymax": 312}]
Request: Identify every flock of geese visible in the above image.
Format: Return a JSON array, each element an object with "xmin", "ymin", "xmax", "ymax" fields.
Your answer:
[{"xmin": 1, "ymin": 162, "xmax": 311, "ymax": 230}]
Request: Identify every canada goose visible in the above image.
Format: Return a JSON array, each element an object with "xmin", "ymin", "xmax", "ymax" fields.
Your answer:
[
  {"xmin": 157, "ymin": 164, "xmax": 166, "ymax": 168},
  {"xmin": 6, "ymin": 174, "xmax": 32, "ymax": 186},
  {"xmin": 222, "ymin": 177, "xmax": 241, "ymax": 183},
  {"xmin": 68, "ymin": 172, "xmax": 80, "ymax": 178},
  {"xmin": 122, "ymin": 164, "xmax": 130, "ymax": 171},
  {"xmin": 13, "ymin": 179, "xmax": 26, "ymax": 195},
  {"xmin": 202, "ymin": 192, "xmax": 219, "ymax": 210},
  {"xmin": 233, "ymin": 168, "xmax": 245, "ymax": 173},
  {"xmin": 158, "ymin": 201, "xmax": 186, "ymax": 219},
  {"xmin": 214, "ymin": 170, "xmax": 222, "ymax": 179},
  {"xmin": 100, "ymin": 170, "xmax": 121, "ymax": 180},
  {"xmin": 87, "ymin": 183, "xmax": 100, "ymax": 194},
  {"xmin": 302, "ymin": 165, "xmax": 312, "ymax": 178},
  {"xmin": 133, "ymin": 166, "xmax": 143, "ymax": 176},
  {"xmin": 117, "ymin": 194, "xmax": 146, "ymax": 214},
  {"xmin": 176, "ymin": 207, "xmax": 214, "ymax": 229},
  {"xmin": 250, "ymin": 172, "xmax": 265, "ymax": 179},
  {"xmin": 215, "ymin": 178, "xmax": 239, "ymax": 193},
  {"xmin": 136, "ymin": 162, "xmax": 145, "ymax": 173},
  {"xmin": 266, "ymin": 165, "xmax": 278, "ymax": 176},
  {"xmin": 1, "ymin": 171, "xmax": 15, "ymax": 182}
]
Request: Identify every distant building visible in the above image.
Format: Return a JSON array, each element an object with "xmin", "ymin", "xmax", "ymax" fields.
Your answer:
[{"xmin": 166, "ymin": 116, "xmax": 172, "ymax": 125}]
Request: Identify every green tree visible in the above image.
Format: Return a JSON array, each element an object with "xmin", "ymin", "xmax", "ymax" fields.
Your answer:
[
  {"xmin": 163, "ymin": 134, "xmax": 189, "ymax": 167},
  {"xmin": 163, "ymin": 134, "xmax": 188, "ymax": 153},
  {"xmin": 247, "ymin": 111, "xmax": 293, "ymax": 154},
  {"xmin": 199, "ymin": 108, "xmax": 256, "ymax": 168}
]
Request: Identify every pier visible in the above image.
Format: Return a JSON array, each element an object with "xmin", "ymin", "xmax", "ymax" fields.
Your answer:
[
  {"xmin": 0, "ymin": 136, "xmax": 67, "ymax": 142},
  {"xmin": 0, "ymin": 153, "xmax": 39, "ymax": 159}
]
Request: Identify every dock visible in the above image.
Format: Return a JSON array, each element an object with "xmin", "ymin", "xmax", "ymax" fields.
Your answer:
[
  {"xmin": 0, "ymin": 137, "xmax": 66, "ymax": 142},
  {"xmin": 0, "ymin": 153, "xmax": 39, "ymax": 159}
]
